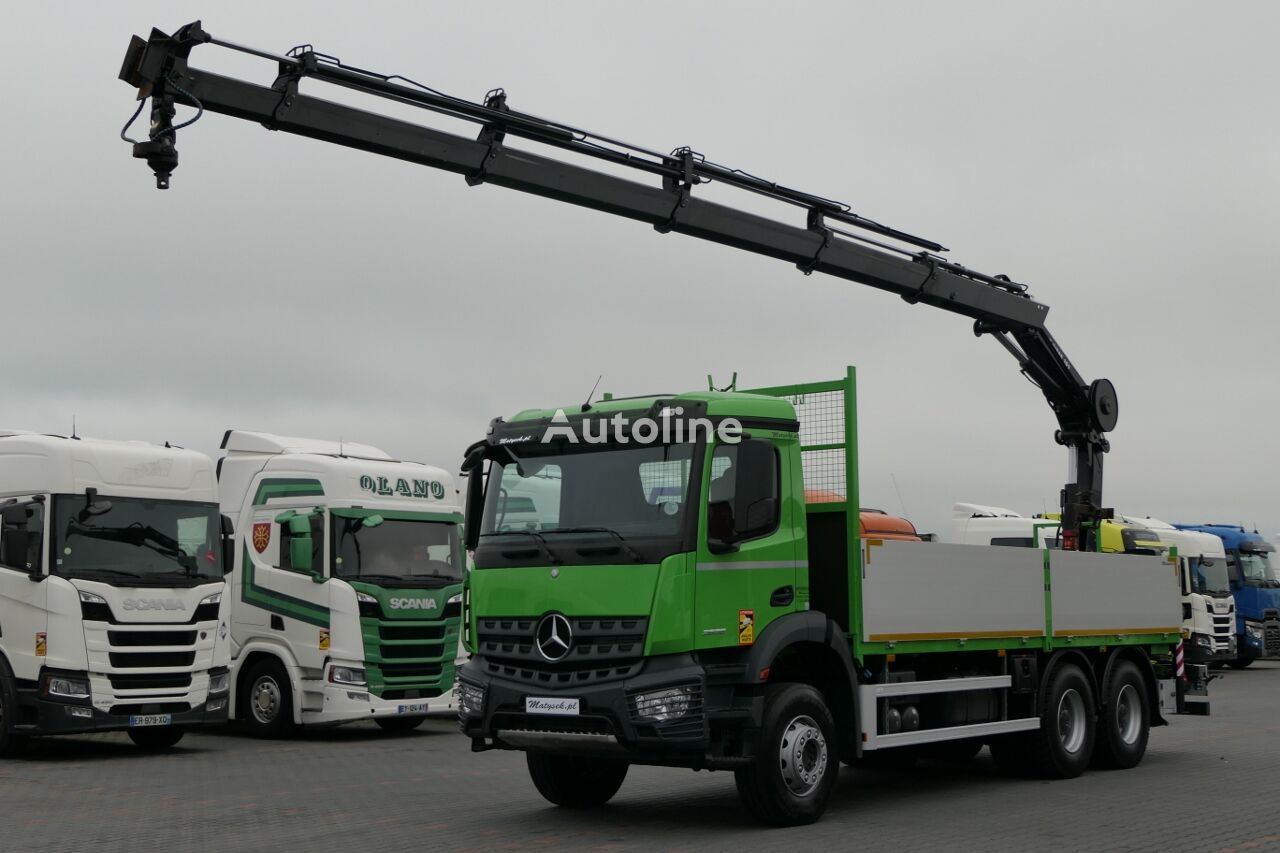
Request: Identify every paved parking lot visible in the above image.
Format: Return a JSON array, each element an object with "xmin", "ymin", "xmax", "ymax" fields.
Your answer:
[{"xmin": 6, "ymin": 664, "xmax": 1280, "ymax": 853}]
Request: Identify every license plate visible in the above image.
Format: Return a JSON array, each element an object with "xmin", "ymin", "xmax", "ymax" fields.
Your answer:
[
  {"xmin": 397, "ymin": 703, "xmax": 430, "ymax": 715},
  {"xmin": 128, "ymin": 714, "xmax": 172, "ymax": 728},
  {"xmin": 524, "ymin": 697, "xmax": 580, "ymax": 716}
]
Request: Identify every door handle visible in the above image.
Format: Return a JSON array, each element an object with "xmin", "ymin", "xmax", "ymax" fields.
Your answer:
[
  {"xmin": 770, "ymin": 585, "xmax": 795, "ymax": 607},
  {"xmin": 270, "ymin": 615, "xmax": 284, "ymax": 631}
]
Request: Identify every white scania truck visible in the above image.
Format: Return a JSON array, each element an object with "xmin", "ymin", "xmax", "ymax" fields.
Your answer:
[
  {"xmin": 217, "ymin": 431, "xmax": 464, "ymax": 736},
  {"xmin": 0, "ymin": 432, "xmax": 231, "ymax": 754}
]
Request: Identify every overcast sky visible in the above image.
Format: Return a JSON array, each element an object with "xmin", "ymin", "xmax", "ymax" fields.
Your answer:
[{"xmin": 4, "ymin": 2, "xmax": 1277, "ymax": 539}]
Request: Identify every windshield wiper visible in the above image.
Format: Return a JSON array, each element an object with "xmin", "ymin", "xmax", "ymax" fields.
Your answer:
[
  {"xmin": 64, "ymin": 567, "xmax": 144, "ymax": 579},
  {"xmin": 544, "ymin": 527, "xmax": 645, "ymax": 563},
  {"xmin": 480, "ymin": 530, "xmax": 562, "ymax": 565}
]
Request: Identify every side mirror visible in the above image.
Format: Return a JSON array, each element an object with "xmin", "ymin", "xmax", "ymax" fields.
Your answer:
[
  {"xmin": 360, "ymin": 514, "xmax": 384, "ymax": 530},
  {"xmin": 464, "ymin": 463, "xmax": 485, "ymax": 551},
  {"xmin": 220, "ymin": 514, "xmax": 235, "ymax": 575}
]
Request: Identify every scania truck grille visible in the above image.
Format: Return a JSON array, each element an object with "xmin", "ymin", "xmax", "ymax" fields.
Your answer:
[
  {"xmin": 360, "ymin": 606, "xmax": 460, "ymax": 700},
  {"xmin": 477, "ymin": 616, "xmax": 648, "ymax": 687},
  {"xmin": 82, "ymin": 609, "xmax": 221, "ymax": 710}
]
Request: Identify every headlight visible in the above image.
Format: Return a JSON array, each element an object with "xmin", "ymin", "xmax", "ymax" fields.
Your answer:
[
  {"xmin": 355, "ymin": 591, "xmax": 377, "ymax": 604},
  {"xmin": 1193, "ymin": 634, "xmax": 1212, "ymax": 647},
  {"xmin": 355, "ymin": 591, "xmax": 380, "ymax": 618},
  {"xmin": 328, "ymin": 665, "xmax": 367, "ymax": 687},
  {"xmin": 633, "ymin": 686, "xmax": 693, "ymax": 722},
  {"xmin": 1247, "ymin": 624, "xmax": 1264, "ymax": 639},
  {"xmin": 198, "ymin": 591, "xmax": 222, "ymax": 607},
  {"xmin": 447, "ymin": 593, "xmax": 463, "ymax": 605},
  {"xmin": 458, "ymin": 681, "xmax": 485, "ymax": 716},
  {"xmin": 78, "ymin": 590, "xmax": 107, "ymax": 605},
  {"xmin": 208, "ymin": 672, "xmax": 230, "ymax": 694},
  {"xmin": 46, "ymin": 675, "xmax": 91, "ymax": 700}
]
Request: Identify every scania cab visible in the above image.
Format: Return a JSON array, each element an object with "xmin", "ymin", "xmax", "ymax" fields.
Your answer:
[
  {"xmin": 1175, "ymin": 524, "xmax": 1279, "ymax": 667},
  {"xmin": 218, "ymin": 431, "xmax": 463, "ymax": 736},
  {"xmin": 0, "ymin": 431, "xmax": 231, "ymax": 754}
]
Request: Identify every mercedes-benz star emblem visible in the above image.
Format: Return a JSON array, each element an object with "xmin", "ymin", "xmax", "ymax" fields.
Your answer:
[{"xmin": 535, "ymin": 612, "xmax": 573, "ymax": 662}]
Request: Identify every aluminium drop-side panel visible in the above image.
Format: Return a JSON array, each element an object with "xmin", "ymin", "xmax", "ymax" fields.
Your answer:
[
  {"xmin": 1049, "ymin": 550, "xmax": 1181, "ymax": 635},
  {"xmin": 860, "ymin": 540, "xmax": 1046, "ymax": 642}
]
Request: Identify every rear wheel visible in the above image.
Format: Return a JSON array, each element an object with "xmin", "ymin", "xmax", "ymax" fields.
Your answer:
[
  {"xmin": 128, "ymin": 726, "xmax": 185, "ymax": 750},
  {"xmin": 375, "ymin": 715, "xmax": 426, "ymax": 733},
  {"xmin": 526, "ymin": 753, "xmax": 629, "ymax": 807},
  {"xmin": 1028, "ymin": 662, "xmax": 1095, "ymax": 778},
  {"xmin": 735, "ymin": 683, "xmax": 838, "ymax": 826},
  {"xmin": 241, "ymin": 659, "xmax": 296, "ymax": 738},
  {"xmin": 1093, "ymin": 660, "xmax": 1149, "ymax": 770},
  {"xmin": 0, "ymin": 670, "xmax": 29, "ymax": 759}
]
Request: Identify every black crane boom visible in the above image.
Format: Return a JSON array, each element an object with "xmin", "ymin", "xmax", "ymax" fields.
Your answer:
[{"xmin": 117, "ymin": 21, "xmax": 1118, "ymax": 548}]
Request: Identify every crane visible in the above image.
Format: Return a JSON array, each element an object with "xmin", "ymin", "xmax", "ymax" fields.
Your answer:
[{"xmin": 117, "ymin": 21, "xmax": 1120, "ymax": 549}]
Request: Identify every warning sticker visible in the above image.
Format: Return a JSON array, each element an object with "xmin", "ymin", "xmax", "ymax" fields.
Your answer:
[
  {"xmin": 738, "ymin": 610, "xmax": 755, "ymax": 646},
  {"xmin": 35, "ymin": 632, "xmax": 47, "ymax": 657},
  {"xmin": 319, "ymin": 629, "xmax": 331, "ymax": 651}
]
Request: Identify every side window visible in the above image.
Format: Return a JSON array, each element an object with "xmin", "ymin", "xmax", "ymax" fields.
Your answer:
[
  {"xmin": 279, "ymin": 513, "xmax": 324, "ymax": 573},
  {"xmin": 0, "ymin": 501, "xmax": 44, "ymax": 574},
  {"xmin": 707, "ymin": 439, "xmax": 780, "ymax": 547}
]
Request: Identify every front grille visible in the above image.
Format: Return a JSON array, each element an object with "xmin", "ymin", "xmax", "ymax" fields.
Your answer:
[
  {"xmin": 476, "ymin": 614, "xmax": 645, "ymax": 666},
  {"xmin": 108, "ymin": 672, "xmax": 193, "ymax": 691},
  {"xmin": 81, "ymin": 602, "xmax": 220, "ymax": 624},
  {"xmin": 380, "ymin": 643, "xmax": 445, "ymax": 660},
  {"xmin": 109, "ymin": 702, "xmax": 190, "ymax": 715},
  {"xmin": 379, "ymin": 662, "xmax": 443, "ymax": 679},
  {"xmin": 108, "ymin": 651, "xmax": 196, "ymax": 669},
  {"xmin": 380, "ymin": 624, "xmax": 446, "ymax": 642},
  {"xmin": 1266, "ymin": 623, "xmax": 1280, "ymax": 654},
  {"xmin": 491, "ymin": 711, "xmax": 616, "ymax": 736},
  {"xmin": 108, "ymin": 630, "xmax": 197, "ymax": 647},
  {"xmin": 381, "ymin": 688, "xmax": 444, "ymax": 701}
]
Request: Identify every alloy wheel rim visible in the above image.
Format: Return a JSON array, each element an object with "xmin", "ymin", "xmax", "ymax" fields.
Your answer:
[{"xmin": 251, "ymin": 677, "xmax": 282, "ymax": 724}]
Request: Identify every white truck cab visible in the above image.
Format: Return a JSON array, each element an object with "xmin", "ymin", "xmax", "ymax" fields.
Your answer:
[
  {"xmin": 0, "ymin": 432, "xmax": 231, "ymax": 754},
  {"xmin": 1118, "ymin": 515, "xmax": 1235, "ymax": 665},
  {"xmin": 218, "ymin": 431, "xmax": 464, "ymax": 736},
  {"xmin": 951, "ymin": 503, "xmax": 1061, "ymax": 548}
]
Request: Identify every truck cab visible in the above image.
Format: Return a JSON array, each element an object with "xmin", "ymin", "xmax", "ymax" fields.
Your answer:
[
  {"xmin": 1174, "ymin": 524, "xmax": 1279, "ymax": 667},
  {"xmin": 0, "ymin": 432, "xmax": 231, "ymax": 754},
  {"xmin": 1117, "ymin": 517, "xmax": 1235, "ymax": 665},
  {"xmin": 217, "ymin": 431, "xmax": 464, "ymax": 735}
]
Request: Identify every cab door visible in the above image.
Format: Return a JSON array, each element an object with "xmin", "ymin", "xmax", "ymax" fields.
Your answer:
[
  {"xmin": 244, "ymin": 504, "xmax": 330, "ymax": 668},
  {"xmin": 693, "ymin": 435, "xmax": 801, "ymax": 649},
  {"xmin": 0, "ymin": 498, "xmax": 49, "ymax": 680}
]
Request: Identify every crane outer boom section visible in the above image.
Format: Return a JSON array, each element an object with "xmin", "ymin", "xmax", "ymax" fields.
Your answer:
[{"xmin": 117, "ymin": 21, "xmax": 1117, "ymax": 545}]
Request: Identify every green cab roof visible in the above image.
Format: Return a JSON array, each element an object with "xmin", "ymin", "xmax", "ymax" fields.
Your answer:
[{"xmin": 507, "ymin": 389, "xmax": 797, "ymax": 424}]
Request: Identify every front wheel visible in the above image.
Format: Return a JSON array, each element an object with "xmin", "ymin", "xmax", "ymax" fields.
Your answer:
[
  {"xmin": 0, "ymin": 673, "xmax": 29, "ymax": 758},
  {"xmin": 1093, "ymin": 660, "xmax": 1149, "ymax": 769},
  {"xmin": 241, "ymin": 659, "xmax": 296, "ymax": 738},
  {"xmin": 526, "ymin": 752, "xmax": 629, "ymax": 807},
  {"xmin": 375, "ymin": 715, "xmax": 426, "ymax": 733},
  {"xmin": 735, "ymin": 683, "xmax": 839, "ymax": 826},
  {"xmin": 128, "ymin": 726, "xmax": 185, "ymax": 750}
]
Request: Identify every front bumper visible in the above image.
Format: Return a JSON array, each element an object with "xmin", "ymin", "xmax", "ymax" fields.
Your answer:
[
  {"xmin": 28, "ymin": 695, "xmax": 228, "ymax": 735},
  {"xmin": 458, "ymin": 653, "xmax": 753, "ymax": 767},
  {"xmin": 1186, "ymin": 637, "xmax": 1236, "ymax": 664},
  {"xmin": 304, "ymin": 680, "xmax": 458, "ymax": 725}
]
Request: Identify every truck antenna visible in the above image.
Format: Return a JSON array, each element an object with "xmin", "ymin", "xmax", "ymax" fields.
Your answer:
[
  {"xmin": 339, "ymin": 435, "xmax": 345, "ymax": 458},
  {"xmin": 71, "ymin": 415, "xmax": 77, "ymax": 440},
  {"xmin": 581, "ymin": 375, "xmax": 603, "ymax": 413},
  {"xmin": 890, "ymin": 472, "xmax": 910, "ymax": 520}
]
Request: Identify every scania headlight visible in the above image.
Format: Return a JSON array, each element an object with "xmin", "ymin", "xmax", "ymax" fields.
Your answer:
[
  {"xmin": 78, "ymin": 590, "xmax": 107, "ymax": 605},
  {"xmin": 45, "ymin": 675, "xmax": 91, "ymax": 700},
  {"xmin": 355, "ymin": 591, "xmax": 380, "ymax": 618},
  {"xmin": 458, "ymin": 680, "xmax": 485, "ymax": 717},
  {"xmin": 447, "ymin": 593, "xmax": 463, "ymax": 605},
  {"xmin": 208, "ymin": 672, "xmax": 230, "ymax": 694},
  {"xmin": 328, "ymin": 665, "xmax": 367, "ymax": 687},
  {"xmin": 633, "ymin": 686, "xmax": 693, "ymax": 722},
  {"xmin": 198, "ymin": 591, "xmax": 222, "ymax": 607},
  {"xmin": 1193, "ymin": 634, "xmax": 1212, "ymax": 647}
]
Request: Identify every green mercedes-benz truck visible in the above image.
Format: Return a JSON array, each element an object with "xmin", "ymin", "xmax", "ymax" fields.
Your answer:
[{"xmin": 457, "ymin": 370, "xmax": 1208, "ymax": 825}]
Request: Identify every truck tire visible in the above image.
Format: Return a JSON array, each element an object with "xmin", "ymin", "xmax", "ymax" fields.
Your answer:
[
  {"xmin": 1026, "ymin": 662, "xmax": 1095, "ymax": 778},
  {"xmin": 128, "ymin": 726, "xmax": 185, "ymax": 750},
  {"xmin": 1226, "ymin": 654, "xmax": 1255, "ymax": 669},
  {"xmin": 526, "ymin": 752, "xmax": 629, "ymax": 807},
  {"xmin": 735, "ymin": 683, "xmax": 839, "ymax": 826},
  {"xmin": 0, "ymin": 670, "xmax": 29, "ymax": 759},
  {"xmin": 241, "ymin": 658, "xmax": 296, "ymax": 738},
  {"xmin": 1092, "ymin": 660, "xmax": 1149, "ymax": 770},
  {"xmin": 375, "ymin": 715, "xmax": 426, "ymax": 733}
]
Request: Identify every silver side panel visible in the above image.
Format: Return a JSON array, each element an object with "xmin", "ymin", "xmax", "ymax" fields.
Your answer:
[
  {"xmin": 1050, "ymin": 550, "xmax": 1181, "ymax": 636},
  {"xmin": 860, "ymin": 540, "xmax": 1046, "ymax": 642},
  {"xmin": 857, "ymin": 677, "xmax": 1039, "ymax": 750}
]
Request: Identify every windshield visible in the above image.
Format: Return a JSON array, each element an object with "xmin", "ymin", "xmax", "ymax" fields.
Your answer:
[
  {"xmin": 477, "ymin": 442, "xmax": 697, "ymax": 566},
  {"xmin": 331, "ymin": 514, "xmax": 463, "ymax": 587},
  {"xmin": 1191, "ymin": 557, "xmax": 1231, "ymax": 595},
  {"xmin": 52, "ymin": 495, "xmax": 221, "ymax": 584},
  {"xmin": 1235, "ymin": 550, "xmax": 1279, "ymax": 585}
]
